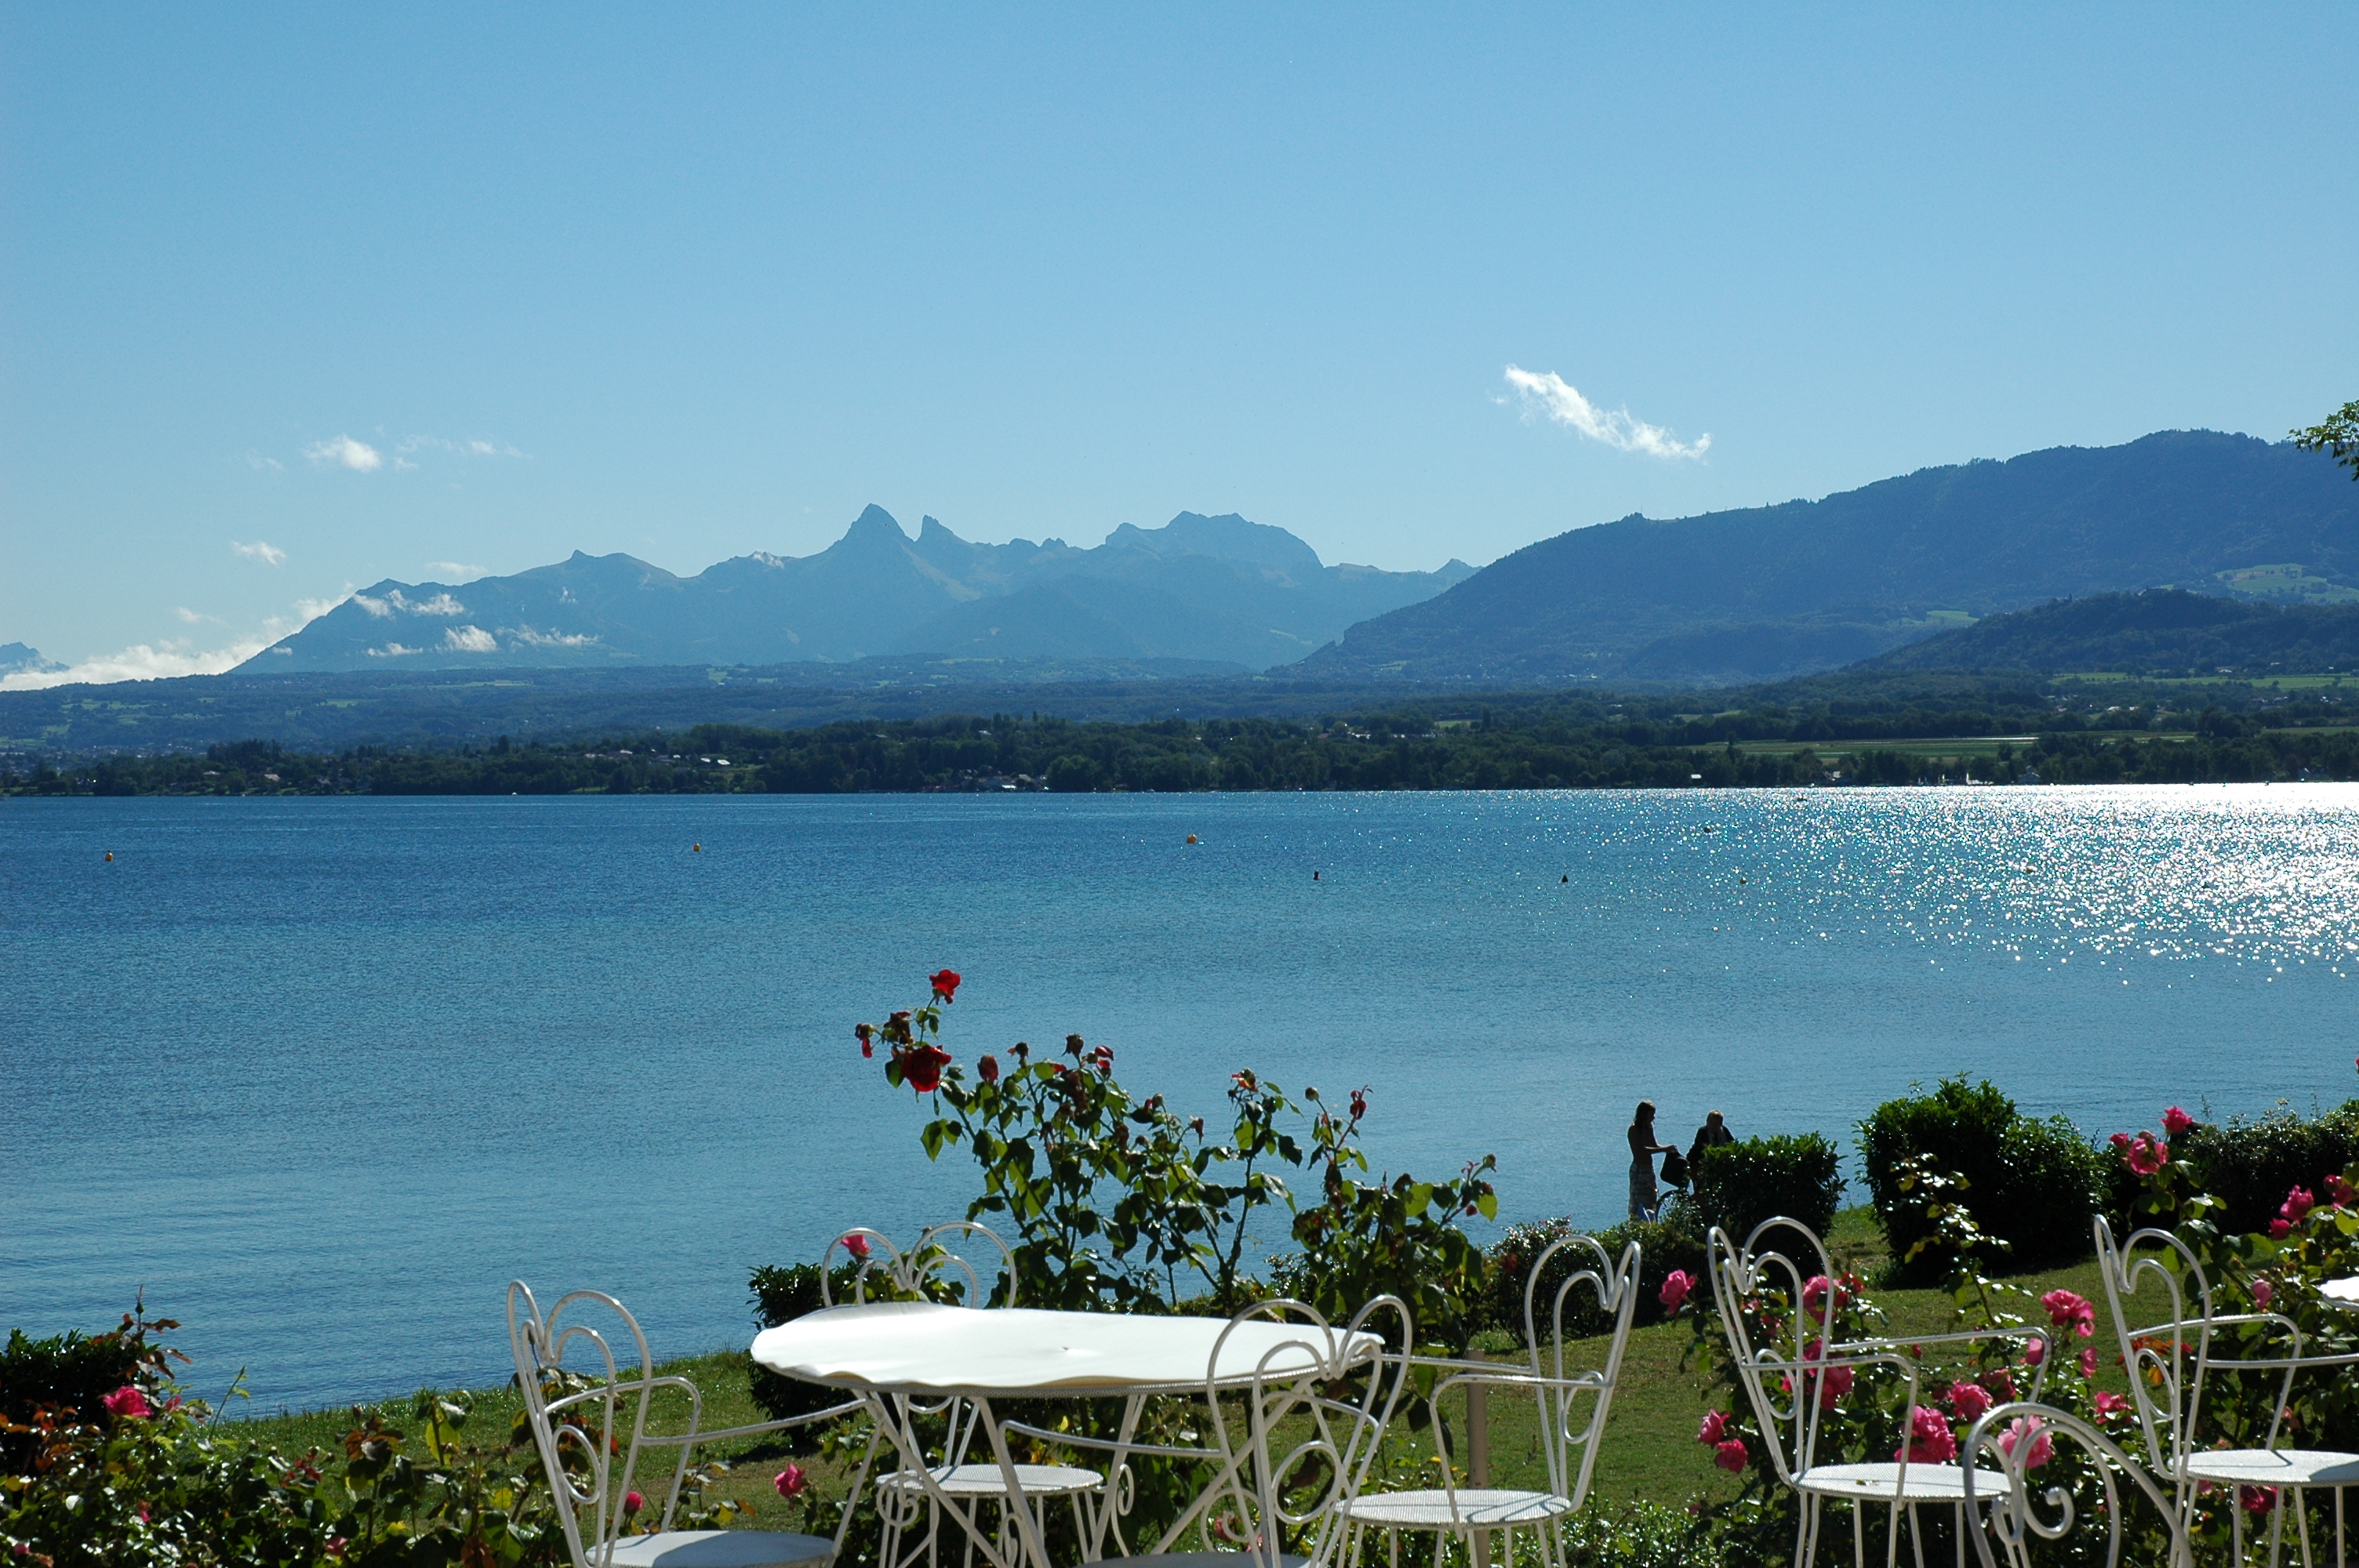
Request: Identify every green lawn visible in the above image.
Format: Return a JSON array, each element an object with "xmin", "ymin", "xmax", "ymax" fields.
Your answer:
[{"xmin": 221, "ymin": 1209, "xmax": 2117, "ymax": 1530}]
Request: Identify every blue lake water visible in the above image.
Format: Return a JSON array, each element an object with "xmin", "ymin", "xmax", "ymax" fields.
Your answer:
[{"xmin": 5, "ymin": 787, "xmax": 2356, "ymax": 1413}]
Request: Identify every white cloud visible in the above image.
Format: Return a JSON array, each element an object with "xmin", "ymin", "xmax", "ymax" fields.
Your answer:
[
  {"xmin": 509, "ymin": 625, "xmax": 599, "ymax": 648},
  {"xmin": 0, "ymin": 592, "xmax": 351, "ymax": 691},
  {"xmin": 426, "ymin": 561, "xmax": 488, "ymax": 582},
  {"xmin": 1503, "ymin": 365, "xmax": 1710, "ymax": 460},
  {"xmin": 293, "ymin": 590, "xmax": 354, "ymax": 622},
  {"xmin": 174, "ymin": 607, "xmax": 221, "ymax": 625},
  {"xmin": 232, "ymin": 539, "xmax": 289, "ymax": 566},
  {"xmin": 244, "ymin": 452, "xmax": 284, "ymax": 472},
  {"xmin": 0, "ymin": 637, "xmax": 272, "ymax": 691},
  {"xmin": 367, "ymin": 642, "xmax": 423, "ymax": 659},
  {"xmin": 352, "ymin": 588, "xmax": 463, "ymax": 618},
  {"xmin": 305, "ymin": 434, "xmax": 383, "ymax": 472},
  {"xmin": 396, "ymin": 434, "xmax": 528, "ymax": 460},
  {"xmin": 443, "ymin": 625, "xmax": 499, "ymax": 653}
]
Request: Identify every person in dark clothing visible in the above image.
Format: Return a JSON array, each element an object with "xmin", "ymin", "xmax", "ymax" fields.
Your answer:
[{"xmin": 1688, "ymin": 1110, "xmax": 1735, "ymax": 1174}]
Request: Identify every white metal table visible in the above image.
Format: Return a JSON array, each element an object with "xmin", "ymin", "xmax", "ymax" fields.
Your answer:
[{"xmin": 751, "ymin": 1301, "xmax": 1382, "ymax": 1568}]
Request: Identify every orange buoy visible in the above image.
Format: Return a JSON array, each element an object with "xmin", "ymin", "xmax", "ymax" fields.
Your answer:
[
  {"xmin": 692, "ymin": 843, "xmax": 703, "ymax": 852},
  {"xmin": 104, "ymin": 851, "xmax": 114, "ymax": 862},
  {"xmin": 1186, "ymin": 834, "xmax": 1198, "ymax": 844}
]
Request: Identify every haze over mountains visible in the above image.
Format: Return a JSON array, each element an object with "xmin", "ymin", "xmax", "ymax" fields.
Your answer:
[
  {"xmin": 253, "ymin": 510, "xmax": 1474, "ymax": 675},
  {"xmin": 1303, "ymin": 430, "xmax": 2359, "ymax": 684}
]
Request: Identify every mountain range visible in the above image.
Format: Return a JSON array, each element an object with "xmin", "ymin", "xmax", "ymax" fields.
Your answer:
[
  {"xmin": 249, "ymin": 510, "xmax": 1473, "ymax": 674},
  {"xmin": 1299, "ymin": 430, "xmax": 2359, "ymax": 684}
]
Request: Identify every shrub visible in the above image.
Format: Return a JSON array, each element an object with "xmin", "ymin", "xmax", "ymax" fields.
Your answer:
[
  {"xmin": 1859, "ymin": 1077, "xmax": 2104, "ymax": 1279},
  {"xmin": 749, "ymin": 1261, "xmax": 867, "ymax": 1428},
  {"xmin": 1485, "ymin": 1207, "xmax": 1706, "ymax": 1343},
  {"xmin": 1688, "ymin": 1134, "xmax": 1845, "ymax": 1245},
  {"xmin": 0, "ymin": 1305, "xmax": 171, "ymax": 1471},
  {"xmin": 2161, "ymin": 1101, "xmax": 2359, "ymax": 1236}
]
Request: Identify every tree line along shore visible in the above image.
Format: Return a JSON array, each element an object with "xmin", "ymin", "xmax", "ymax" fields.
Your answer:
[{"xmin": 7, "ymin": 688, "xmax": 2359, "ymax": 797}]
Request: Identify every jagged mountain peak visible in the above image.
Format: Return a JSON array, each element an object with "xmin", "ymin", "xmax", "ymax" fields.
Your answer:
[
  {"xmin": 241, "ymin": 502, "xmax": 1467, "ymax": 673},
  {"xmin": 845, "ymin": 503, "xmax": 911, "ymax": 543}
]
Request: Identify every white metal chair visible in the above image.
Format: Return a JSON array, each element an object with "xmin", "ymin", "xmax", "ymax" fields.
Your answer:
[
  {"xmin": 2095, "ymin": 1216, "xmax": 2359, "ymax": 1568},
  {"xmin": 1336, "ymin": 1235, "xmax": 1643, "ymax": 1568},
  {"xmin": 508, "ymin": 1279, "xmax": 872, "ymax": 1568},
  {"xmin": 826, "ymin": 1224, "xmax": 1107, "ymax": 1568},
  {"xmin": 1711, "ymin": 1217, "xmax": 2049, "ymax": 1568},
  {"xmin": 1957, "ymin": 1401, "xmax": 2193, "ymax": 1568},
  {"xmin": 1009, "ymin": 1295, "xmax": 1416, "ymax": 1568}
]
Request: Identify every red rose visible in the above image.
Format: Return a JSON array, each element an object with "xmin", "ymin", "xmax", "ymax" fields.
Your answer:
[
  {"xmin": 930, "ymin": 969, "xmax": 961, "ymax": 1002},
  {"xmin": 903, "ymin": 1044, "xmax": 952, "ymax": 1094},
  {"xmin": 979, "ymin": 1054, "xmax": 999, "ymax": 1083}
]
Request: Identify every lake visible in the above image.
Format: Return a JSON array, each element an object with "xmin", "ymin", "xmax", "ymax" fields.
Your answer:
[{"xmin": 3, "ymin": 786, "xmax": 2354, "ymax": 1412}]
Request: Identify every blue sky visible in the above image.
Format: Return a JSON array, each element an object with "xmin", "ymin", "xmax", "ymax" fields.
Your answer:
[{"xmin": 3, "ymin": 5, "xmax": 2354, "ymax": 680}]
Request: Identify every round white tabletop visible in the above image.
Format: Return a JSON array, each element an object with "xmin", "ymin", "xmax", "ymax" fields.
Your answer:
[
  {"xmin": 2320, "ymin": 1276, "xmax": 2359, "ymax": 1308},
  {"xmin": 751, "ymin": 1301, "xmax": 1380, "ymax": 1397}
]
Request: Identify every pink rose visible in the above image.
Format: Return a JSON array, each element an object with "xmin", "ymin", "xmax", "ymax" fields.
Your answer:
[
  {"xmin": 1895, "ymin": 1405, "xmax": 1957, "ymax": 1465},
  {"xmin": 1998, "ymin": 1417, "xmax": 2052, "ymax": 1470},
  {"xmin": 101, "ymin": 1385, "xmax": 151, "ymax": 1420},
  {"xmin": 2253, "ymin": 1279, "xmax": 2274, "ymax": 1310},
  {"xmin": 2094, "ymin": 1391, "xmax": 2130, "ymax": 1420},
  {"xmin": 2079, "ymin": 1348, "xmax": 2098, "ymax": 1379},
  {"xmin": 1946, "ymin": 1381, "xmax": 1993, "ymax": 1421},
  {"xmin": 2023, "ymin": 1338, "xmax": 2045, "ymax": 1367},
  {"xmin": 776, "ymin": 1464, "xmax": 809, "ymax": 1498},
  {"xmin": 841, "ymin": 1232, "xmax": 871, "ymax": 1260},
  {"xmin": 2041, "ymin": 1289, "xmax": 2095, "ymax": 1338},
  {"xmin": 2163, "ymin": 1106, "xmax": 2195, "ymax": 1137},
  {"xmin": 2270, "ymin": 1219, "xmax": 2292, "ymax": 1240},
  {"xmin": 2125, "ymin": 1134, "xmax": 2168, "ymax": 1177},
  {"xmin": 2242, "ymin": 1486, "xmax": 2278, "ymax": 1515},
  {"xmin": 1698, "ymin": 1409, "xmax": 1729, "ymax": 1446},
  {"xmin": 1659, "ymin": 1269, "xmax": 1694, "ymax": 1312},
  {"xmin": 1981, "ymin": 1368, "xmax": 2018, "ymax": 1403},
  {"xmin": 2281, "ymin": 1187, "xmax": 2316, "ymax": 1228},
  {"xmin": 1799, "ymin": 1339, "xmax": 1853, "ymax": 1408},
  {"xmin": 1714, "ymin": 1438, "xmax": 1748, "ymax": 1473},
  {"xmin": 623, "ymin": 1490, "xmax": 644, "ymax": 1514}
]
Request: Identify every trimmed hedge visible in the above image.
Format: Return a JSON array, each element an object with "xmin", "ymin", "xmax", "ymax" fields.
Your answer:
[
  {"xmin": 1859, "ymin": 1076, "xmax": 2105, "ymax": 1279},
  {"xmin": 1688, "ymin": 1134, "xmax": 1845, "ymax": 1245}
]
